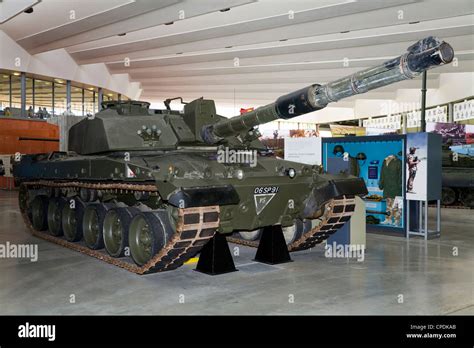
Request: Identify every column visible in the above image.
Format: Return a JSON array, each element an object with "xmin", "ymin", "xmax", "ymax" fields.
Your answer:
[
  {"xmin": 52, "ymin": 81, "xmax": 55, "ymax": 116},
  {"xmin": 32, "ymin": 79, "xmax": 35, "ymax": 112},
  {"xmin": 59, "ymin": 112, "xmax": 67, "ymax": 151},
  {"xmin": 9, "ymin": 75, "xmax": 12, "ymax": 108},
  {"xmin": 402, "ymin": 113, "xmax": 407, "ymax": 134},
  {"xmin": 82, "ymin": 88, "xmax": 85, "ymax": 116},
  {"xmin": 420, "ymin": 71, "xmax": 427, "ymax": 132},
  {"xmin": 66, "ymin": 80, "xmax": 72, "ymax": 114},
  {"xmin": 20, "ymin": 72, "xmax": 26, "ymax": 117},
  {"xmin": 98, "ymin": 87, "xmax": 103, "ymax": 111},
  {"xmin": 448, "ymin": 103, "xmax": 454, "ymax": 123}
]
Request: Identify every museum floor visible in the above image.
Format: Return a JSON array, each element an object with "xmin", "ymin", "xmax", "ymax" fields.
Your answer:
[{"xmin": 0, "ymin": 190, "xmax": 472, "ymax": 315}]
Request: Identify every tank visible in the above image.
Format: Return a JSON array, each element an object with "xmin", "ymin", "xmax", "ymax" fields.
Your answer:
[
  {"xmin": 441, "ymin": 145, "xmax": 474, "ymax": 207},
  {"xmin": 13, "ymin": 36, "xmax": 454, "ymax": 274}
]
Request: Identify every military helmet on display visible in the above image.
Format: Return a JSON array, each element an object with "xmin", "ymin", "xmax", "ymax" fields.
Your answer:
[
  {"xmin": 356, "ymin": 152, "xmax": 367, "ymax": 161},
  {"xmin": 333, "ymin": 145, "xmax": 345, "ymax": 156}
]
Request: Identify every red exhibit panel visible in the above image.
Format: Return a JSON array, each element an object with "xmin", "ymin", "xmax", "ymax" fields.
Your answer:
[{"xmin": 0, "ymin": 118, "xmax": 59, "ymax": 189}]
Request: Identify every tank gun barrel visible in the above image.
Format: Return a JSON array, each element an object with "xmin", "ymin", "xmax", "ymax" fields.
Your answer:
[{"xmin": 202, "ymin": 36, "xmax": 453, "ymax": 143}]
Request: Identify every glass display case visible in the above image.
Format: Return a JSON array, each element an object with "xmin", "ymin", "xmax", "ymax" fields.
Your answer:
[{"xmin": 322, "ymin": 135, "xmax": 406, "ymax": 234}]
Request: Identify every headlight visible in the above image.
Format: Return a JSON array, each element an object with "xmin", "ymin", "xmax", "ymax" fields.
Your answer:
[
  {"xmin": 287, "ymin": 168, "xmax": 296, "ymax": 179},
  {"xmin": 235, "ymin": 169, "xmax": 244, "ymax": 180}
]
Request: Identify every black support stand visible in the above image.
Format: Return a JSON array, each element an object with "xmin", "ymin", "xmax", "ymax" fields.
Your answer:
[
  {"xmin": 195, "ymin": 233, "xmax": 237, "ymax": 275},
  {"xmin": 420, "ymin": 70, "xmax": 427, "ymax": 132},
  {"xmin": 254, "ymin": 225, "xmax": 292, "ymax": 265}
]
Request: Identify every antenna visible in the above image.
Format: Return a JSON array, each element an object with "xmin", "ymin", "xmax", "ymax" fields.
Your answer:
[{"xmin": 164, "ymin": 97, "xmax": 188, "ymax": 111}]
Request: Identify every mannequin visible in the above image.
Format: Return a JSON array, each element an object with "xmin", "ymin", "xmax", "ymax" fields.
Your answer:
[{"xmin": 379, "ymin": 154, "xmax": 402, "ymax": 225}]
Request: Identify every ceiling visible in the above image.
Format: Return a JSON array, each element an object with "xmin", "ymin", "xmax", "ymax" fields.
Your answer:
[{"xmin": 1, "ymin": 0, "xmax": 473, "ymax": 114}]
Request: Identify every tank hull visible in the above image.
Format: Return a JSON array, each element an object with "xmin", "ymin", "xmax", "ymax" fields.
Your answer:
[
  {"xmin": 14, "ymin": 151, "xmax": 367, "ymax": 233},
  {"xmin": 14, "ymin": 151, "xmax": 365, "ymax": 273}
]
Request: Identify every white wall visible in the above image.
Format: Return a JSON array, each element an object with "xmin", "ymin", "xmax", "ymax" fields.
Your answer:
[
  {"xmin": 430, "ymin": 72, "xmax": 474, "ymax": 104},
  {"xmin": 0, "ymin": 30, "xmax": 142, "ymax": 100}
]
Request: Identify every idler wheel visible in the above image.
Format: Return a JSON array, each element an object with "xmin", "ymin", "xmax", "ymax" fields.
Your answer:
[
  {"xmin": 239, "ymin": 228, "xmax": 262, "ymax": 241},
  {"xmin": 62, "ymin": 198, "xmax": 85, "ymax": 242},
  {"xmin": 83, "ymin": 203, "xmax": 113, "ymax": 249},
  {"xmin": 47, "ymin": 197, "xmax": 66, "ymax": 236},
  {"xmin": 31, "ymin": 196, "xmax": 48, "ymax": 231},
  {"xmin": 103, "ymin": 207, "xmax": 140, "ymax": 257},
  {"xmin": 129, "ymin": 212, "xmax": 167, "ymax": 266},
  {"xmin": 282, "ymin": 219, "xmax": 310, "ymax": 244}
]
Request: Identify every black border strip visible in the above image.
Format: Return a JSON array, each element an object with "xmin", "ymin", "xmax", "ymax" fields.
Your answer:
[{"xmin": 0, "ymin": 315, "xmax": 472, "ymax": 346}]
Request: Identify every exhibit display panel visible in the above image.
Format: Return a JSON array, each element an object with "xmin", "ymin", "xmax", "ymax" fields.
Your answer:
[
  {"xmin": 284, "ymin": 137, "xmax": 322, "ymax": 165},
  {"xmin": 405, "ymin": 132, "xmax": 442, "ymax": 201}
]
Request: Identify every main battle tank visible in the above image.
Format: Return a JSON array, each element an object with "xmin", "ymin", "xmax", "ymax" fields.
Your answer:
[
  {"xmin": 14, "ymin": 37, "xmax": 454, "ymax": 274},
  {"xmin": 441, "ymin": 145, "xmax": 474, "ymax": 207}
]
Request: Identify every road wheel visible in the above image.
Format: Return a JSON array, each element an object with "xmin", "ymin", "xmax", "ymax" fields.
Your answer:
[
  {"xmin": 459, "ymin": 188, "xmax": 474, "ymax": 208},
  {"xmin": 83, "ymin": 203, "xmax": 112, "ymax": 249},
  {"xmin": 62, "ymin": 198, "xmax": 85, "ymax": 242},
  {"xmin": 31, "ymin": 196, "xmax": 48, "ymax": 231},
  {"xmin": 47, "ymin": 197, "xmax": 65, "ymax": 236},
  {"xmin": 129, "ymin": 212, "xmax": 167, "ymax": 266},
  {"xmin": 441, "ymin": 187, "xmax": 457, "ymax": 206},
  {"xmin": 239, "ymin": 228, "xmax": 262, "ymax": 241},
  {"xmin": 103, "ymin": 207, "xmax": 139, "ymax": 257},
  {"xmin": 18, "ymin": 184, "xmax": 29, "ymax": 214},
  {"xmin": 302, "ymin": 219, "xmax": 312, "ymax": 233},
  {"xmin": 79, "ymin": 188, "xmax": 98, "ymax": 202},
  {"xmin": 282, "ymin": 219, "xmax": 305, "ymax": 244}
]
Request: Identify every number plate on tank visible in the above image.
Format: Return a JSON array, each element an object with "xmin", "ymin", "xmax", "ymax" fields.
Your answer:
[{"xmin": 254, "ymin": 186, "xmax": 279, "ymax": 194}]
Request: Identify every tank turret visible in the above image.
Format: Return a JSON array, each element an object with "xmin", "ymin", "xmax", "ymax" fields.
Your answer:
[{"xmin": 201, "ymin": 36, "xmax": 454, "ymax": 144}]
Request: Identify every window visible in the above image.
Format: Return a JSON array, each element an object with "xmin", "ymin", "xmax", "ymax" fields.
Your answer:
[
  {"xmin": 10, "ymin": 74, "xmax": 21, "ymax": 109},
  {"xmin": 84, "ymin": 88, "xmax": 96, "ymax": 116},
  {"xmin": 53, "ymin": 81, "xmax": 67, "ymax": 116},
  {"xmin": 71, "ymin": 86, "xmax": 83, "ymax": 116},
  {"xmin": 0, "ymin": 71, "xmax": 126, "ymax": 118},
  {"xmin": 26, "ymin": 78, "xmax": 34, "ymax": 117},
  {"xmin": 0, "ymin": 74, "xmax": 10, "ymax": 111},
  {"xmin": 34, "ymin": 79, "xmax": 53, "ymax": 118},
  {"xmin": 104, "ymin": 90, "xmax": 118, "ymax": 102}
]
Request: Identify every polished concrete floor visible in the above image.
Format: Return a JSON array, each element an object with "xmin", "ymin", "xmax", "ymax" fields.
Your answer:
[{"xmin": 0, "ymin": 190, "xmax": 472, "ymax": 315}]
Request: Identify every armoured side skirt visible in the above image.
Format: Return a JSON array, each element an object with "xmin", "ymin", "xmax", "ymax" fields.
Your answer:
[{"xmin": 303, "ymin": 177, "xmax": 367, "ymax": 218}]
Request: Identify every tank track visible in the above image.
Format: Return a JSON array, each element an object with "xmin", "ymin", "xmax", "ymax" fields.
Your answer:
[
  {"xmin": 19, "ymin": 181, "xmax": 219, "ymax": 274},
  {"xmin": 227, "ymin": 195, "xmax": 356, "ymax": 252}
]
